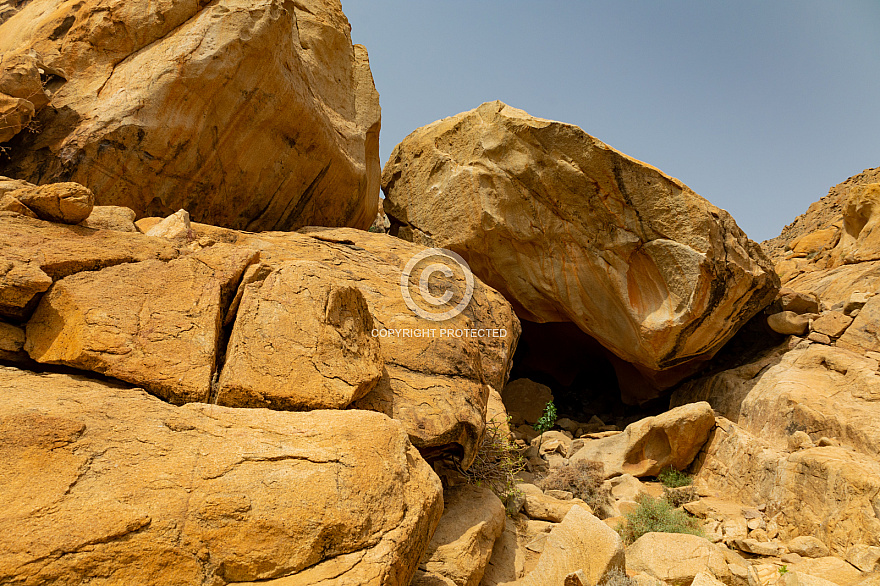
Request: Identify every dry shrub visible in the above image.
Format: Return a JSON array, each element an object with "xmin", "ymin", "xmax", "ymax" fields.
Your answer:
[
  {"xmin": 463, "ymin": 416, "xmax": 526, "ymax": 508},
  {"xmin": 538, "ymin": 459, "xmax": 615, "ymax": 517}
]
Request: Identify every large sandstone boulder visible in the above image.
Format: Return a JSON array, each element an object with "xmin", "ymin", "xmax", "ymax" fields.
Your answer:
[
  {"xmin": 569, "ymin": 401, "xmax": 716, "ymax": 477},
  {"xmin": 382, "ymin": 101, "xmax": 778, "ymax": 400},
  {"xmin": 518, "ymin": 505, "xmax": 625, "ymax": 586},
  {"xmin": 0, "ymin": 0, "xmax": 380, "ymax": 231},
  {"xmin": 0, "ymin": 214, "xmax": 178, "ymax": 319},
  {"xmin": 412, "ymin": 485, "xmax": 506, "ymax": 586},
  {"xmin": 0, "ymin": 365, "xmax": 443, "ymax": 586},
  {"xmin": 626, "ymin": 533, "xmax": 729, "ymax": 586},
  {"xmin": 25, "ymin": 244, "xmax": 259, "ymax": 404}
]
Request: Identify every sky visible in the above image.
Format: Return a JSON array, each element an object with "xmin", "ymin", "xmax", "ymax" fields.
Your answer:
[{"xmin": 341, "ymin": 1, "xmax": 880, "ymax": 243}]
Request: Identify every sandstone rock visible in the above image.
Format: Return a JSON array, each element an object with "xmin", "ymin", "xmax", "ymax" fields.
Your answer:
[
  {"xmin": 519, "ymin": 506, "xmax": 625, "ymax": 586},
  {"xmin": 79, "ymin": 205, "xmax": 138, "ymax": 232},
  {"xmin": 0, "ymin": 215, "xmax": 177, "ymax": 319},
  {"xmin": 788, "ymin": 537, "xmax": 830, "ymax": 559},
  {"xmin": 0, "ymin": 93, "xmax": 33, "ymax": 143},
  {"xmin": 486, "ymin": 386, "xmax": 513, "ymax": 439},
  {"xmin": 837, "ymin": 295, "xmax": 880, "ymax": 354},
  {"xmin": 626, "ymin": 533, "xmax": 728, "ymax": 585},
  {"xmin": 0, "ymin": 319, "xmax": 25, "ymax": 361},
  {"xmin": 831, "ymin": 183, "xmax": 880, "ymax": 266},
  {"xmin": 732, "ymin": 538, "xmax": 785, "ymax": 557},
  {"xmin": 216, "ymin": 261, "xmax": 383, "ymax": 410},
  {"xmin": 417, "ymin": 485, "xmax": 505, "ymax": 586},
  {"xmin": 570, "ymin": 401, "xmax": 715, "ymax": 477},
  {"xmin": 610, "ymin": 474, "xmax": 650, "ymax": 502},
  {"xmin": 790, "ymin": 557, "xmax": 865, "ymax": 586},
  {"xmin": 0, "ymin": 365, "xmax": 443, "ymax": 586},
  {"xmin": 694, "ymin": 570, "xmax": 730, "ymax": 586},
  {"xmin": 480, "ymin": 518, "xmax": 524, "ymax": 586},
  {"xmin": 847, "ymin": 546, "xmax": 880, "ymax": 573},
  {"xmin": 230, "ymin": 227, "xmax": 520, "ymax": 468},
  {"xmin": 0, "ymin": 175, "xmax": 33, "ymax": 196},
  {"xmin": 9, "ymin": 182, "xmax": 94, "ymax": 224},
  {"xmin": 0, "ymin": 53, "xmax": 50, "ymax": 111},
  {"xmin": 382, "ymin": 101, "xmax": 779, "ymax": 401},
  {"xmin": 777, "ymin": 288, "xmax": 821, "ymax": 314},
  {"xmin": 807, "ymin": 332, "xmax": 832, "ymax": 344},
  {"xmin": 811, "ymin": 312, "xmax": 853, "ymax": 338},
  {"xmin": 145, "ymin": 209, "xmax": 195, "ymax": 241},
  {"xmin": 767, "ymin": 311, "xmax": 811, "ymax": 335},
  {"xmin": 502, "ymin": 378, "xmax": 553, "ymax": 425},
  {"xmin": 844, "ymin": 292, "xmax": 873, "ymax": 316},
  {"xmin": 522, "ymin": 491, "xmax": 591, "ymax": 523},
  {"xmin": 26, "ymin": 244, "xmax": 258, "ymax": 404},
  {"xmin": 0, "ymin": 0, "xmax": 380, "ymax": 232},
  {"xmin": 0, "ymin": 193, "xmax": 36, "ymax": 217},
  {"xmin": 691, "ymin": 418, "xmax": 880, "ymax": 555},
  {"xmin": 672, "ymin": 341, "xmax": 880, "ymax": 459},
  {"xmin": 796, "ymin": 574, "xmax": 845, "ymax": 586}
]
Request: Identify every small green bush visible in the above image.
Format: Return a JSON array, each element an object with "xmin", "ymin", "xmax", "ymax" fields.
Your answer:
[
  {"xmin": 538, "ymin": 459, "xmax": 614, "ymax": 516},
  {"xmin": 464, "ymin": 416, "xmax": 526, "ymax": 509},
  {"xmin": 658, "ymin": 467, "xmax": 693, "ymax": 488},
  {"xmin": 534, "ymin": 400, "xmax": 557, "ymax": 434},
  {"xmin": 618, "ymin": 494, "xmax": 704, "ymax": 544}
]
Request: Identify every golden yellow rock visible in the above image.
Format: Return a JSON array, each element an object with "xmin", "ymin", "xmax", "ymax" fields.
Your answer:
[
  {"xmin": 25, "ymin": 244, "xmax": 258, "ymax": 403},
  {"xmin": 9, "ymin": 182, "xmax": 94, "ymax": 224},
  {"xmin": 0, "ymin": 0, "xmax": 380, "ymax": 231},
  {"xmin": 0, "ymin": 365, "xmax": 442, "ymax": 586},
  {"xmin": 383, "ymin": 101, "xmax": 778, "ymax": 400}
]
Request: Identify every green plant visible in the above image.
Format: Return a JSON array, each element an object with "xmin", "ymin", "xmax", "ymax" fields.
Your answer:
[
  {"xmin": 658, "ymin": 467, "xmax": 693, "ymax": 488},
  {"xmin": 538, "ymin": 459, "xmax": 615, "ymax": 517},
  {"xmin": 463, "ymin": 416, "xmax": 526, "ymax": 510},
  {"xmin": 779, "ymin": 566, "xmax": 789, "ymax": 575},
  {"xmin": 534, "ymin": 400, "xmax": 557, "ymax": 434},
  {"xmin": 617, "ymin": 494, "xmax": 704, "ymax": 544}
]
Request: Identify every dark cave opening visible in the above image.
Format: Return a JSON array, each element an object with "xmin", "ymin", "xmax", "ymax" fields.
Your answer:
[{"xmin": 507, "ymin": 320, "xmax": 669, "ymax": 429}]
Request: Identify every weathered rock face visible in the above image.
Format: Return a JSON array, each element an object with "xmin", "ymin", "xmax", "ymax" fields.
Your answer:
[
  {"xmin": 0, "ymin": 214, "xmax": 178, "ymax": 319},
  {"xmin": 569, "ymin": 401, "xmax": 715, "ymax": 477},
  {"xmin": 382, "ymin": 101, "xmax": 778, "ymax": 401},
  {"xmin": 0, "ymin": 365, "xmax": 443, "ymax": 586},
  {"xmin": 0, "ymin": 0, "xmax": 380, "ymax": 232},
  {"xmin": 25, "ymin": 243, "xmax": 259, "ymax": 404},
  {"xmin": 626, "ymin": 533, "xmax": 729, "ymax": 586}
]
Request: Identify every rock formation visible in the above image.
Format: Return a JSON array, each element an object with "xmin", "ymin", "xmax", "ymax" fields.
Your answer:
[
  {"xmin": 0, "ymin": 0, "xmax": 380, "ymax": 232},
  {"xmin": 382, "ymin": 101, "xmax": 778, "ymax": 401}
]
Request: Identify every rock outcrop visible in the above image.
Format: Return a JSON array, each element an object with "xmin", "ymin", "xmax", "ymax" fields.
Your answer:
[
  {"xmin": 0, "ymin": 0, "xmax": 380, "ymax": 232},
  {"xmin": 382, "ymin": 101, "xmax": 778, "ymax": 401},
  {"xmin": 0, "ymin": 365, "xmax": 443, "ymax": 585}
]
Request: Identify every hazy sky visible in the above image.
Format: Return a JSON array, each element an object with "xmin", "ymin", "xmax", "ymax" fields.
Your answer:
[{"xmin": 342, "ymin": 1, "xmax": 880, "ymax": 242}]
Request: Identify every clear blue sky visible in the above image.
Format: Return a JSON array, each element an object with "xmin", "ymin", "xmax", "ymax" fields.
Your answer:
[{"xmin": 342, "ymin": 1, "xmax": 880, "ymax": 242}]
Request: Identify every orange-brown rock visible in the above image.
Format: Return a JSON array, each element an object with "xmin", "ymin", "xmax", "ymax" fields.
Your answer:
[
  {"xmin": 25, "ymin": 244, "xmax": 258, "ymax": 404},
  {"xmin": 217, "ymin": 261, "xmax": 383, "ymax": 410},
  {"xmin": 0, "ymin": 365, "xmax": 442, "ymax": 586},
  {"xmin": 0, "ymin": 214, "xmax": 177, "ymax": 319},
  {"xmin": 0, "ymin": 0, "xmax": 380, "ymax": 231},
  {"xmin": 78, "ymin": 205, "xmax": 138, "ymax": 232},
  {"xmin": 382, "ymin": 101, "xmax": 778, "ymax": 400},
  {"xmin": 9, "ymin": 181, "xmax": 94, "ymax": 224}
]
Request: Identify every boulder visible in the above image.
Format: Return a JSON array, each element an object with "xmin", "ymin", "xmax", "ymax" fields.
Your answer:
[
  {"xmin": 847, "ymin": 546, "xmax": 880, "ymax": 573},
  {"xmin": 25, "ymin": 244, "xmax": 258, "ymax": 404},
  {"xmin": 0, "ymin": 53, "xmax": 50, "ymax": 111},
  {"xmin": 9, "ymin": 182, "xmax": 94, "ymax": 224},
  {"xmin": 0, "ymin": 319, "xmax": 25, "ymax": 361},
  {"xmin": 145, "ymin": 209, "xmax": 195, "ymax": 241},
  {"xmin": 810, "ymin": 311, "xmax": 852, "ymax": 338},
  {"xmin": 518, "ymin": 506, "xmax": 625, "ymax": 586},
  {"xmin": 777, "ymin": 288, "xmax": 820, "ymax": 315},
  {"xmin": 0, "ymin": 0, "xmax": 380, "ymax": 232},
  {"xmin": 382, "ymin": 101, "xmax": 778, "ymax": 400},
  {"xmin": 570, "ymin": 401, "xmax": 715, "ymax": 477},
  {"xmin": 788, "ymin": 537, "xmax": 830, "ymax": 559},
  {"xmin": 767, "ymin": 311, "xmax": 811, "ymax": 335},
  {"xmin": 522, "ymin": 492, "xmax": 592, "ymax": 523},
  {"xmin": 0, "ymin": 365, "xmax": 443, "ymax": 586},
  {"xmin": 626, "ymin": 533, "xmax": 728, "ymax": 586},
  {"xmin": 217, "ymin": 261, "xmax": 383, "ymax": 410},
  {"xmin": 502, "ymin": 378, "xmax": 553, "ymax": 425},
  {"xmin": 0, "ymin": 192, "xmax": 37, "ymax": 217},
  {"xmin": 78, "ymin": 205, "xmax": 138, "ymax": 232},
  {"xmin": 0, "ymin": 214, "xmax": 178, "ymax": 319},
  {"xmin": 415, "ymin": 485, "xmax": 506, "ymax": 586},
  {"xmin": 480, "ymin": 518, "xmax": 524, "ymax": 586},
  {"xmin": 0, "ymin": 93, "xmax": 33, "ymax": 143},
  {"xmin": 838, "ymin": 295, "xmax": 880, "ymax": 354},
  {"xmin": 789, "ymin": 558, "xmax": 865, "ymax": 586}
]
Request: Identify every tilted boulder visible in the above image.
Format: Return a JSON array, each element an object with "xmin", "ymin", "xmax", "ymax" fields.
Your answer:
[
  {"xmin": 626, "ymin": 533, "xmax": 729, "ymax": 586},
  {"xmin": 9, "ymin": 182, "xmax": 94, "ymax": 224},
  {"xmin": 0, "ymin": 365, "xmax": 442, "ymax": 586},
  {"xmin": 569, "ymin": 401, "xmax": 715, "ymax": 477},
  {"xmin": 0, "ymin": 0, "xmax": 380, "ymax": 231},
  {"xmin": 78, "ymin": 205, "xmax": 138, "ymax": 232},
  {"xmin": 383, "ymin": 101, "xmax": 778, "ymax": 401}
]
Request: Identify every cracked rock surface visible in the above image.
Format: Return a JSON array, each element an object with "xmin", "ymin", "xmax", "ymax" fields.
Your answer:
[{"xmin": 0, "ymin": 365, "xmax": 443, "ymax": 586}]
